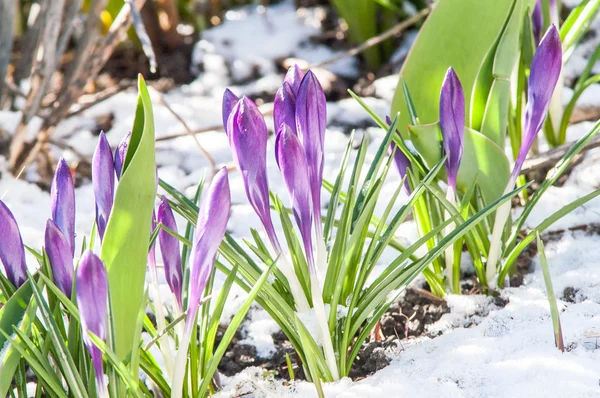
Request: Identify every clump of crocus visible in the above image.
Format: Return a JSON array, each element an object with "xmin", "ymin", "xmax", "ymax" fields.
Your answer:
[
  {"xmin": 486, "ymin": 25, "xmax": 562, "ymax": 286},
  {"xmin": 0, "ymin": 200, "xmax": 27, "ymax": 288},
  {"xmin": 224, "ymin": 90, "xmax": 310, "ymax": 312},
  {"xmin": 222, "ymin": 65, "xmax": 339, "ymax": 380},
  {"xmin": 439, "ymin": 67, "xmax": 465, "ymax": 291},
  {"xmin": 93, "ymin": 132, "xmax": 115, "ymax": 239},
  {"xmin": 76, "ymin": 250, "xmax": 109, "ymax": 398},
  {"xmin": 171, "ymin": 167, "xmax": 231, "ymax": 398}
]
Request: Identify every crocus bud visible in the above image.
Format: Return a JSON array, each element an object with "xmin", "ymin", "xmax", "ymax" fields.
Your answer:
[
  {"xmin": 274, "ymin": 82, "xmax": 297, "ymax": 136},
  {"xmin": 222, "ymin": 89, "xmax": 239, "ymax": 136},
  {"xmin": 513, "ymin": 25, "xmax": 562, "ymax": 179},
  {"xmin": 227, "ymin": 97, "xmax": 280, "ymax": 251},
  {"xmin": 276, "ymin": 125, "xmax": 315, "ymax": 271},
  {"xmin": 76, "ymin": 250, "xmax": 108, "ymax": 397},
  {"xmin": 157, "ymin": 197, "xmax": 183, "ymax": 309},
  {"xmin": 0, "ymin": 200, "xmax": 27, "ymax": 287},
  {"xmin": 93, "ymin": 132, "xmax": 115, "ymax": 239},
  {"xmin": 295, "ymin": 71, "xmax": 326, "ymax": 236},
  {"xmin": 284, "ymin": 64, "xmax": 305, "ymax": 94},
  {"xmin": 172, "ymin": 168, "xmax": 230, "ymax": 398},
  {"xmin": 188, "ymin": 167, "xmax": 230, "ymax": 314},
  {"xmin": 114, "ymin": 132, "xmax": 131, "ymax": 180},
  {"xmin": 45, "ymin": 220, "xmax": 74, "ymax": 298},
  {"xmin": 439, "ymin": 67, "xmax": 465, "ymax": 193},
  {"xmin": 51, "ymin": 159, "xmax": 75, "ymax": 256}
]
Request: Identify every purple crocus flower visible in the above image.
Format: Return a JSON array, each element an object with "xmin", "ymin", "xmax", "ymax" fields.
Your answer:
[
  {"xmin": 157, "ymin": 196, "xmax": 183, "ymax": 309},
  {"xmin": 222, "ymin": 89, "xmax": 239, "ymax": 135},
  {"xmin": 0, "ymin": 200, "xmax": 27, "ymax": 287},
  {"xmin": 187, "ymin": 167, "xmax": 230, "ymax": 317},
  {"xmin": 532, "ymin": 0, "xmax": 543, "ymax": 44},
  {"xmin": 114, "ymin": 132, "xmax": 131, "ymax": 180},
  {"xmin": 92, "ymin": 132, "xmax": 115, "ymax": 239},
  {"xmin": 173, "ymin": 168, "xmax": 230, "ymax": 396},
  {"xmin": 44, "ymin": 220, "xmax": 74, "ymax": 298},
  {"xmin": 76, "ymin": 250, "xmax": 108, "ymax": 397},
  {"xmin": 295, "ymin": 70, "xmax": 326, "ymax": 236},
  {"xmin": 51, "ymin": 159, "xmax": 75, "ymax": 256},
  {"xmin": 513, "ymin": 25, "xmax": 562, "ymax": 180},
  {"xmin": 227, "ymin": 96, "xmax": 281, "ymax": 251},
  {"xmin": 276, "ymin": 125, "xmax": 315, "ymax": 271},
  {"xmin": 439, "ymin": 67, "xmax": 465, "ymax": 193},
  {"xmin": 274, "ymin": 82, "xmax": 297, "ymax": 136},
  {"xmin": 284, "ymin": 64, "xmax": 305, "ymax": 94},
  {"xmin": 486, "ymin": 26, "xmax": 562, "ymax": 286}
]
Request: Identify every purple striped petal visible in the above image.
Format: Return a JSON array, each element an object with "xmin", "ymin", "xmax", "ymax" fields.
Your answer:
[
  {"xmin": 76, "ymin": 250, "xmax": 108, "ymax": 393},
  {"xmin": 513, "ymin": 25, "xmax": 562, "ymax": 178},
  {"xmin": 157, "ymin": 197, "xmax": 183, "ymax": 309},
  {"xmin": 45, "ymin": 219, "xmax": 74, "ymax": 298},
  {"xmin": 227, "ymin": 96, "xmax": 280, "ymax": 251},
  {"xmin": 222, "ymin": 89, "xmax": 239, "ymax": 136},
  {"xmin": 93, "ymin": 132, "xmax": 115, "ymax": 239},
  {"xmin": 276, "ymin": 125, "xmax": 315, "ymax": 271},
  {"xmin": 284, "ymin": 64, "xmax": 305, "ymax": 94},
  {"xmin": 114, "ymin": 132, "xmax": 131, "ymax": 180},
  {"xmin": 274, "ymin": 82, "xmax": 297, "ymax": 138},
  {"xmin": 295, "ymin": 70, "xmax": 326, "ymax": 236},
  {"xmin": 187, "ymin": 167, "xmax": 230, "ymax": 318},
  {"xmin": 0, "ymin": 200, "xmax": 26, "ymax": 287},
  {"xmin": 439, "ymin": 67, "xmax": 465, "ymax": 191},
  {"xmin": 51, "ymin": 159, "xmax": 75, "ymax": 256},
  {"xmin": 532, "ymin": 0, "xmax": 543, "ymax": 45}
]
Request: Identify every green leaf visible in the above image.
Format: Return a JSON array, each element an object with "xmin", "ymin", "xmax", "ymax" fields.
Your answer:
[
  {"xmin": 408, "ymin": 123, "xmax": 510, "ymax": 203},
  {"xmin": 101, "ymin": 75, "xmax": 156, "ymax": 361},
  {"xmin": 196, "ymin": 263, "xmax": 276, "ymax": 397},
  {"xmin": 536, "ymin": 234, "xmax": 565, "ymax": 351},
  {"xmin": 0, "ymin": 279, "xmax": 36, "ymax": 397},
  {"xmin": 391, "ymin": 0, "xmax": 519, "ymax": 135}
]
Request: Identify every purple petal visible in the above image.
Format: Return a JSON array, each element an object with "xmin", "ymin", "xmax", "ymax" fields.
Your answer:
[
  {"xmin": 227, "ymin": 96, "xmax": 280, "ymax": 251},
  {"xmin": 276, "ymin": 125, "xmax": 315, "ymax": 271},
  {"xmin": 93, "ymin": 132, "xmax": 115, "ymax": 239},
  {"xmin": 514, "ymin": 25, "xmax": 562, "ymax": 178},
  {"xmin": 284, "ymin": 65, "xmax": 305, "ymax": 94},
  {"xmin": 76, "ymin": 250, "xmax": 108, "ymax": 387},
  {"xmin": 45, "ymin": 220, "xmax": 74, "ymax": 298},
  {"xmin": 51, "ymin": 159, "xmax": 75, "ymax": 256},
  {"xmin": 532, "ymin": 0, "xmax": 543, "ymax": 45},
  {"xmin": 222, "ymin": 89, "xmax": 239, "ymax": 136},
  {"xmin": 114, "ymin": 132, "xmax": 131, "ymax": 180},
  {"xmin": 274, "ymin": 82, "xmax": 297, "ymax": 138},
  {"xmin": 295, "ymin": 70, "xmax": 326, "ymax": 235},
  {"xmin": 157, "ymin": 197, "xmax": 183, "ymax": 309},
  {"xmin": 0, "ymin": 200, "xmax": 27, "ymax": 287},
  {"xmin": 439, "ymin": 67, "xmax": 465, "ymax": 191},
  {"xmin": 187, "ymin": 168, "xmax": 230, "ymax": 317}
]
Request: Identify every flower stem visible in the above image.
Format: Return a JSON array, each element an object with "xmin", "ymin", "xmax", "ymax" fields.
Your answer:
[
  {"xmin": 485, "ymin": 180, "xmax": 515, "ymax": 287},
  {"xmin": 310, "ymin": 272, "xmax": 339, "ymax": 381}
]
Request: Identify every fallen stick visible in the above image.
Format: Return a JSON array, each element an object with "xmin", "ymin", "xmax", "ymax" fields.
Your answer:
[{"xmin": 521, "ymin": 134, "xmax": 600, "ymax": 175}]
